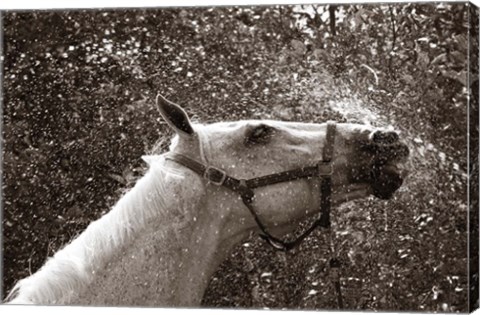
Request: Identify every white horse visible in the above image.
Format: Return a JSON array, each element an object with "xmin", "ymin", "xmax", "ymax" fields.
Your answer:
[{"xmin": 6, "ymin": 94, "xmax": 409, "ymax": 306}]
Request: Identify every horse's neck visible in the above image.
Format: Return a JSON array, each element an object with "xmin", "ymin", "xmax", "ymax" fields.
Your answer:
[
  {"xmin": 70, "ymin": 164, "xmax": 227, "ymax": 306},
  {"xmin": 71, "ymin": 211, "xmax": 223, "ymax": 306},
  {"xmin": 11, "ymin": 160, "xmax": 235, "ymax": 306}
]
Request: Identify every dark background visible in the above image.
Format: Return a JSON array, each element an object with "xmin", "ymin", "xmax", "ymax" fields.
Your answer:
[{"xmin": 1, "ymin": 3, "xmax": 476, "ymax": 311}]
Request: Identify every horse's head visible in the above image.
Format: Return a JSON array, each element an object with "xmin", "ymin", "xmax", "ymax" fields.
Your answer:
[{"xmin": 155, "ymin": 95, "xmax": 409, "ymax": 234}]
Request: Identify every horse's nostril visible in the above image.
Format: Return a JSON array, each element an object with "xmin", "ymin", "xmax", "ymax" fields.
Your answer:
[
  {"xmin": 371, "ymin": 165, "xmax": 404, "ymax": 199},
  {"xmin": 372, "ymin": 142, "xmax": 410, "ymax": 165},
  {"xmin": 372, "ymin": 130, "xmax": 399, "ymax": 145}
]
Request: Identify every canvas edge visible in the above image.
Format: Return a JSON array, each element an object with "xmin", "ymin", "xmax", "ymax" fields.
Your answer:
[{"xmin": 468, "ymin": 1, "xmax": 480, "ymax": 313}]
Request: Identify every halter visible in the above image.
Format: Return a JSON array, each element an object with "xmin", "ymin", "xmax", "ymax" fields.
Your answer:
[{"xmin": 165, "ymin": 121, "xmax": 337, "ymax": 252}]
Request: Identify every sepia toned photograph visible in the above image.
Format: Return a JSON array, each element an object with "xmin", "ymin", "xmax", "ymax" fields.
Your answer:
[{"xmin": 1, "ymin": 1, "xmax": 478, "ymax": 313}]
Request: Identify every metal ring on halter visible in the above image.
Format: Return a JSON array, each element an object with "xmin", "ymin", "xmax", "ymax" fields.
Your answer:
[
  {"xmin": 203, "ymin": 166, "xmax": 227, "ymax": 185},
  {"xmin": 318, "ymin": 162, "xmax": 333, "ymax": 176}
]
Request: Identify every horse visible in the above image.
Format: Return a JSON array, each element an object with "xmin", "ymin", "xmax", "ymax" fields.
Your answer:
[{"xmin": 5, "ymin": 94, "xmax": 409, "ymax": 307}]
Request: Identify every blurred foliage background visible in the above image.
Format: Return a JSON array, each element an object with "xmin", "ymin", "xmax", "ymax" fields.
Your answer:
[{"xmin": 2, "ymin": 2, "xmax": 477, "ymax": 312}]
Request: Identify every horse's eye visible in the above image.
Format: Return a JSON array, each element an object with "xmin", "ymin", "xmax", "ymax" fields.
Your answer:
[{"xmin": 244, "ymin": 124, "xmax": 276, "ymax": 146}]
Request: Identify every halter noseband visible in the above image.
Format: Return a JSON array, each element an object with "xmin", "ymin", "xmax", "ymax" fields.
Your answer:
[{"xmin": 165, "ymin": 121, "xmax": 337, "ymax": 251}]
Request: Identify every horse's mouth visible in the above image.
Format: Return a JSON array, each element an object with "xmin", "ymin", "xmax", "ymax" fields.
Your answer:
[{"xmin": 371, "ymin": 163, "xmax": 405, "ymax": 199}]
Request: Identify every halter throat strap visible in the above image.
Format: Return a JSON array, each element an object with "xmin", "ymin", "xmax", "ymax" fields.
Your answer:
[{"xmin": 165, "ymin": 121, "xmax": 337, "ymax": 251}]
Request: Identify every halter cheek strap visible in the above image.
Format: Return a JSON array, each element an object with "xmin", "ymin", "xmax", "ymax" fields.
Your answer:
[{"xmin": 165, "ymin": 121, "xmax": 337, "ymax": 251}]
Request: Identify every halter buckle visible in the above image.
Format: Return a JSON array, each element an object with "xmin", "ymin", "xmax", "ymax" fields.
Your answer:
[
  {"xmin": 318, "ymin": 162, "xmax": 333, "ymax": 176},
  {"xmin": 204, "ymin": 166, "xmax": 227, "ymax": 185}
]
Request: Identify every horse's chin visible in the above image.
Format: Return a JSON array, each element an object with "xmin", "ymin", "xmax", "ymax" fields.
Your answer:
[{"xmin": 371, "ymin": 164, "xmax": 404, "ymax": 200}]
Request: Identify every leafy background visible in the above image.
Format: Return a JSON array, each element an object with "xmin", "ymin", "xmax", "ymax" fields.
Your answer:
[{"xmin": 1, "ymin": 3, "xmax": 477, "ymax": 312}]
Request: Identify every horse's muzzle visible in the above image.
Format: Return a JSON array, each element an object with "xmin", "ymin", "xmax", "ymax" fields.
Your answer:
[{"xmin": 369, "ymin": 132, "xmax": 410, "ymax": 199}]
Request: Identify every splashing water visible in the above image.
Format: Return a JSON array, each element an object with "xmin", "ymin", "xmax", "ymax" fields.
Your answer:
[
  {"xmin": 308, "ymin": 73, "xmax": 391, "ymax": 128},
  {"xmin": 328, "ymin": 98, "xmax": 381, "ymax": 126}
]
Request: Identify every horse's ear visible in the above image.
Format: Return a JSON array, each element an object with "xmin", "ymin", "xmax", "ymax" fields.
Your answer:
[{"xmin": 156, "ymin": 94, "xmax": 195, "ymax": 136}]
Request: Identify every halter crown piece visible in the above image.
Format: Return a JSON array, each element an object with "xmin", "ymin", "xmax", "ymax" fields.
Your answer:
[{"xmin": 165, "ymin": 121, "xmax": 337, "ymax": 251}]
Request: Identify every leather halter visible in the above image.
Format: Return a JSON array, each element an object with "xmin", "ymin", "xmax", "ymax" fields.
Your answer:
[{"xmin": 165, "ymin": 121, "xmax": 337, "ymax": 251}]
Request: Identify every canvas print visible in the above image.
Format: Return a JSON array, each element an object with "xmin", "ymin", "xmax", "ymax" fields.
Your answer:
[{"xmin": 1, "ymin": 1, "xmax": 478, "ymax": 313}]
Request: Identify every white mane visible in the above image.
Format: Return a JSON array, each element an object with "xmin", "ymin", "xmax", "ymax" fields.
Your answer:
[{"xmin": 7, "ymin": 155, "xmax": 183, "ymax": 304}]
